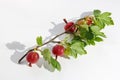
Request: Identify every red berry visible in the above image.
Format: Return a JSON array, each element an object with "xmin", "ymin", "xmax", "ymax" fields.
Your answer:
[
  {"xmin": 87, "ymin": 19, "xmax": 92, "ymax": 25},
  {"xmin": 52, "ymin": 45, "xmax": 65, "ymax": 56},
  {"xmin": 26, "ymin": 51, "xmax": 39, "ymax": 67},
  {"xmin": 64, "ymin": 22, "xmax": 76, "ymax": 33},
  {"xmin": 85, "ymin": 16, "xmax": 93, "ymax": 25}
]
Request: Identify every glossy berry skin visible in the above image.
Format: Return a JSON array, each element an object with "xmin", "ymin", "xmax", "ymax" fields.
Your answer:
[
  {"xmin": 26, "ymin": 51, "xmax": 39, "ymax": 67},
  {"xmin": 64, "ymin": 22, "xmax": 76, "ymax": 33},
  {"xmin": 52, "ymin": 45, "xmax": 65, "ymax": 56}
]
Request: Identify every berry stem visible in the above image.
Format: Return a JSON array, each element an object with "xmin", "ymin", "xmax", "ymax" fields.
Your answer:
[
  {"xmin": 63, "ymin": 19, "xmax": 68, "ymax": 24},
  {"xmin": 28, "ymin": 63, "xmax": 32, "ymax": 67},
  {"xmin": 55, "ymin": 55, "xmax": 58, "ymax": 60}
]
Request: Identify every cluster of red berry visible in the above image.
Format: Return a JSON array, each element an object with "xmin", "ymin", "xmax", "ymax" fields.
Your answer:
[
  {"xmin": 18, "ymin": 10, "xmax": 114, "ymax": 71},
  {"xmin": 25, "ymin": 17, "xmax": 93, "ymax": 67}
]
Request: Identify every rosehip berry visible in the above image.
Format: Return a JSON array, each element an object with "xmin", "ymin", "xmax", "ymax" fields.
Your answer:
[
  {"xmin": 52, "ymin": 45, "xmax": 65, "ymax": 57},
  {"xmin": 87, "ymin": 19, "xmax": 92, "ymax": 25},
  {"xmin": 26, "ymin": 51, "xmax": 39, "ymax": 67},
  {"xmin": 64, "ymin": 22, "xmax": 76, "ymax": 33},
  {"xmin": 85, "ymin": 16, "xmax": 93, "ymax": 25}
]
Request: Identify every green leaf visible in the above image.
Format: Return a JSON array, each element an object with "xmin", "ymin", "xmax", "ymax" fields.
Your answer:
[
  {"xmin": 94, "ymin": 10, "xmax": 114, "ymax": 29},
  {"xmin": 80, "ymin": 24, "xmax": 89, "ymax": 31},
  {"xmin": 90, "ymin": 26, "xmax": 106, "ymax": 38},
  {"xmin": 94, "ymin": 18, "xmax": 105, "ymax": 29},
  {"xmin": 50, "ymin": 57, "xmax": 61, "ymax": 71},
  {"xmin": 91, "ymin": 26, "xmax": 101, "ymax": 32},
  {"xmin": 80, "ymin": 27, "xmax": 94, "ymax": 40},
  {"xmin": 85, "ymin": 31, "xmax": 94, "ymax": 40},
  {"xmin": 100, "ymin": 12, "xmax": 111, "ymax": 17},
  {"xmin": 70, "ymin": 49, "xmax": 78, "ymax": 58},
  {"xmin": 42, "ymin": 49, "xmax": 51, "ymax": 61},
  {"xmin": 94, "ymin": 12, "xmax": 114, "ymax": 29},
  {"xmin": 94, "ymin": 10, "xmax": 101, "ymax": 17},
  {"xmin": 96, "ymin": 32, "xmax": 106, "ymax": 38},
  {"xmin": 42, "ymin": 49, "xmax": 61, "ymax": 71},
  {"xmin": 87, "ymin": 40, "xmax": 95, "ymax": 45},
  {"xmin": 100, "ymin": 17, "xmax": 114, "ymax": 25},
  {"xmin": 80, "ymin": 28, "xmax": 88, "ymax": 38},
  {"xmin": 71, "ymin": 42, "xmax": 87, "ymax": 55},
  {"xmin": 95, "ymin": 37, "xmax": 103, "ymax": 42},
  {"xmin": 36, "ymin": 36, "xmax": 42, "ymax": 46},
  {"xmin": 71, "ymin": 36, "xmax": 81, "ymax": 44},
  {"xmin": 64, "ymin": 47, "xmax": 71, "ymax": 56},
  {"xmin": 64, "ymin": 47, "xmax": 77, "ymax": 58}
]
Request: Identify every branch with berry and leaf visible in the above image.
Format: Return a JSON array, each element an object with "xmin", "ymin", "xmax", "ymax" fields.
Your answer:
[{"xmin": 18, "ymin": 10, "xmax": 114, "ymax": 71}]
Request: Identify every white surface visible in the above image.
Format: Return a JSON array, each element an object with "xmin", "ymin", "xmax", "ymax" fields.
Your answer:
[{"xmin": 0, "ymin": 0, "xmax": 120, "ymax": 80}]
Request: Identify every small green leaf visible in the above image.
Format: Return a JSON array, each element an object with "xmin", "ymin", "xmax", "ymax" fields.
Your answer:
[
  {"xmin": 91, "ymin": 26, "xmax": 100, "ymax": 32},
  {"xmin": 70, "ymin": 49, "xmax": 78, "ymax": 58},
  {"xmin": 80, "ymin": 28, "xmax": 88, "ymax": 38},
  {"xmin": 80, "ymin": 24, "xmax": 89, "ymax": 31},
  {"xmin": 87, "ymin": 40, "xmax": 95, "ymax": 45},
  {"xmin": 42, "ymin": 49, "xmax": 51, "ymax": 61},
  {"xmin": 94, "ymin": 10, "xmax": 101, "ymax": 17},
  {"xmin": 42, "ymin": 49, "xmax": 61, "ymax": 71},
  {"xmin": 101, "ymin": 17, "xmax": 114, "ymax": 25},
  {"xmin": 71, "ymin": 36, "xmax": 82, "ymax": 44},
  {"xmin": 36, "ymin": 36, "xmax": 42, "ymax": 46},
  {"xmin": 90, "ymin": 26, "xmax": 106, "ymax": 38},
  {"xmin": 100, "ymin": 12, "xmax": 111, "ymax": 17},
  {"xmin": 50, "ymin": 57, "xmax": 61, "ymax": 71},
  {"xmin": 56, "ymin": 62, "xmax": 61, "ymax": 71},
  {"xmin": 71, "ymin": 42, "xmax": 87, "ymax": 55},
  {"xmin": 95, "ymin": 18, "xmax": 105, "ymax": 29},
  {"xmin": 65, "ymin": 47, "xmax": 77, "ymax": 58},
  {"xmin": 95, "ymin": 37, "xmax": 103, "ymax": 42},
  {"xmin": 85, "ymin": 31, "xmax": 94, "ymax": 40},
  {"xmin": 97, "ymin": 32, "xmax": 106, "ymax": 38}
]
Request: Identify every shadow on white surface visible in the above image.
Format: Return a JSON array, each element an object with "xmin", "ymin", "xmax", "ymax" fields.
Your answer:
[
  {"xmin": 6, "ymin": 41, "xmax": 27, "ymax": 65},
  {"xmin": 44, "ymin": 21, "xmax": 65, "ymax": 42},
  {"xmin": 80, "ymin": 11, "xmax": 93, "ymax": 18}
]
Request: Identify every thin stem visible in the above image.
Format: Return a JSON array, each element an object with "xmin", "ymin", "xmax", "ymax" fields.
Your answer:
[
  {"xmin": 63, "ymin": 18, "xmax": 68, "ymax": 24},
  {"xmin": 55, "ymin": 55, "xmax": 58, "ymax": 60},
  {"xmin": 51, "ymin": 41, "xmax": 61, "ymax": 43},
  {"xmin": 42, "ymin": 31, "xmax": 66, "ymax": 46}
]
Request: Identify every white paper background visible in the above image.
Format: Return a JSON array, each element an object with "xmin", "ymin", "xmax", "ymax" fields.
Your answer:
[{"xmin": 0, "ymin": 0, "xmax": 120, "ymax": 80}]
